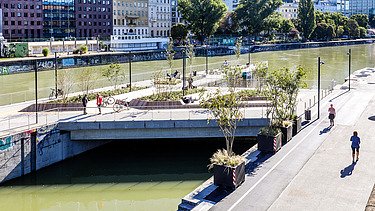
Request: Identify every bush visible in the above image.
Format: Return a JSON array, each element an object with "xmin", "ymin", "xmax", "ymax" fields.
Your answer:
[
  {"xmin": 79, "ymin": 45, "xmax": 88, "ymax": 54},
  {"xmin": 140, "ymin": 88, "xmax": 205, "ymax": 101},
  {"xmin": 208, "ymin": 149, "xmax": 245, "ymax": 169},
  {"xmin": 42, "ymin": 48, "xmax": 49, "ymax": 57},
  {"xmin": 72, "ymin": 49, "xmax": 80, "ymax": 54}
]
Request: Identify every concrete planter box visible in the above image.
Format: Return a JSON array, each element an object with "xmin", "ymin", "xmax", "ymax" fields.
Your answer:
[
  {"xmin": 257, "ymin": 132, "xmax": 282, "ymax": 153},
  {"xmin": 213, "ymin": 162, "xmax": 245, "ymax": 190},
  {"xmin": 292, "ymin": 116, "xmax": 302, "ymax": 136},
  {"xmin": 279, "ymin": 124, "xmax": 293, "ymax": 145}
]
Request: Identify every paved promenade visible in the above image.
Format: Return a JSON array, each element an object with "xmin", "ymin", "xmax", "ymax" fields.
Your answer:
[{"xmin": 211, "ymin": 68, "xmax": 375, "ymax": 210}]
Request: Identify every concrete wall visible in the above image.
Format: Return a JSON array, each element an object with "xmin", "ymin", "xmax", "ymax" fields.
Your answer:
[
  {"xmin": 58, "ymin": 119, "xmax": 269, "ymax": 140},
  {"xmin": 0, "ymin": 124, "xmax": 108, "ymax": 183}
]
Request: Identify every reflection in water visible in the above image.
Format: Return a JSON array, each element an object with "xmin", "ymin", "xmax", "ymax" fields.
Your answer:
[{"xmin": 0, "ymin": 138, "xmax": 255, "ymax": 211}]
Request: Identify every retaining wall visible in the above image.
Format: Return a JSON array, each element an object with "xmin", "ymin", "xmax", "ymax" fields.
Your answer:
[{"xmin": 0, "ymin": 124, "xmax": 108, "ymax": 183}]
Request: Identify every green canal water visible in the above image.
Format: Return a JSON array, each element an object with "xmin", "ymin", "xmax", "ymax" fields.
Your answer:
[
  {"xmin": 0, "ymin": 139, "xmax": 255, "ymax": 211},
  {"xmin": 1, "ymin": 44, "xmax": 375, "ymax": 105}
]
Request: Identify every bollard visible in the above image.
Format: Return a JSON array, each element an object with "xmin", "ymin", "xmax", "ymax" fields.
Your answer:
[
  {"xmin": 309, "ymin": 99, "xmax": 312, "ymax": 108},
  {"xmin": 304, "ymin": 102, "xmax": 307, "ymax": 110}
]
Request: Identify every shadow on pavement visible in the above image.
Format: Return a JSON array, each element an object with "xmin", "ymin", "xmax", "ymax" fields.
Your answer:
[
  {"xmin": 340, "ymin": 162, "xmax": 357, "ymax": 178},
  {"xmin": 319, "ymin": 126, "xmax": 332, "ymax": 135}
]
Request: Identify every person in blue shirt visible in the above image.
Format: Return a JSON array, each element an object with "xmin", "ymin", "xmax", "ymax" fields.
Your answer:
[{"xmin": 350, "ymin": 131, "xmax": 361, "ymax": 162}]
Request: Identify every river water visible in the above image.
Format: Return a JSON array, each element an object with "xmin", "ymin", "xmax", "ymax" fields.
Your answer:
[{"xmin": 0, "ymin": 139, "xmax": 255, "ymax": 211}]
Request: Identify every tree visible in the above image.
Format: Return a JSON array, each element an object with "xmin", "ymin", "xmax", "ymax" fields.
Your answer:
[
  {"xmin": 79, "ymin": 68, "xmax": 97, "ymax": 94},
  {"xmin": 178, "ymin": 0, "xmax": 227, "ymax": 43},
  {"xmin": 369, "ymin": 14, "xmax": 375, "ymax": 28},
  {"xmin": 359, "ymin": 26, "xmax": 367, "ymax": 38},
  {"xmin": 234, "ymin": 37, "xmax": 242, "ymax": 62},
  {"xmin": 312, "ymin": 23, "xmax": 335, "ymax": 41},
  {"xmin": 58, "ymin": 70, "xmax": 75, "ymax": 102},
  {"xmin": 351, "ymin": 14, "xmax": 369, "ymax": 28},
  {"xmin": 298, "ymin": 0, "xmax": 316, "ymax": 40},
  {"xmin": 337, "ymin": 25, "xmax": 345, "ymax": 38},
  {"xmin": 171, "ymin": 23, "xmax": 188, "ymax": 45},
  {"xmin": 263, "ymin": 12, "xmax": 283, "ymax": 38},
  {"xmin": 102, "ymin": 63, "xmax": 126, "ymax": 89},
  {"xmin": 216, "ymin": 12, "xmax": 239, "ymax": 35},
  {"xmin": 166, "ymin": 37, "xmax": 175, "ymax": 74},
  {"xmin": 280, "ymin": 19, "xmax": 294, "ymax": 36},
  {"xmin": 235, "ymin": 0, "xmax": 283, "ymax": 36},
  {"xmin": 347, "ymin": 19, "xmax": 360, "ymax": 38}
]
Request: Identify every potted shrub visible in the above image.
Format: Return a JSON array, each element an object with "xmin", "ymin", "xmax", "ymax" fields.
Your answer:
[
  {"xmin": 79, "ymin": 44, "xmax": 88, "ymax": 54},
  {"xmin": 257, "ymin": 126, "xmax": 282, "ymax": 153},
  {"xmin": 292, "ymin": 114, "xmax": 302, "ymax": 136},
  {"xmin": 200, "ymin": 67, "xmax": 245, "ymax": 190},
  {"xmin": 279, "ymin": 120, "xmax": 292, "ymax": 145},
  {"xmin": 42, "ymin": 48, "xmax": 49, "ymax": 57}
]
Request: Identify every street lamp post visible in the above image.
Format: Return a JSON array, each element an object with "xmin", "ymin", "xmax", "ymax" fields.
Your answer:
[
  {"xmin": 248, "ymin": 36, "xmax": 251, "ymax": 64},
  {"xmin": 54, "ymin": 52, "xmax": 58, "ymax": 98},
  {"xmin": 205, "ymin": 45, "xmax": 208, "ymax": 75},
  {"xmin": 34, "ymin": 60, "xmax": 38, "ymax": 123},
  {"xmin": 317, "ymin": 57, "xmax": 324, "ymax": 120},
  {"xmin": 182, "ymin": 48, "xmax": 186, "ymax": 96},
  {"xmin": 129, "ymin": 51, "xmax": 132, "ymax": 92},
  {"xmin": 347, "ymin": 49, "xmax": 351, "ymax": 90}
]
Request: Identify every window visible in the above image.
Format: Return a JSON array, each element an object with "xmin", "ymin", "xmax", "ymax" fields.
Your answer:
[
  {"xmin": 11, "ymin": 12, "xmax": 15, "ymax": 17},
  {"xmin": 30, "ymin": 5, "xmax": 34, "ymax": 9},
  {"xmin": 4, "ymin": 21, "xmax": 8, "ymax": 25},
  {"xmin": 24, "ymin": 13, "xmax": 28, "ymax": 17},
  {"xmin": 30, "ymin": 13, "xmax": 34, "ymax": 17},
  {"xmin": 24, "ymin": 4, "xmax": 28, "ymax": 9}
]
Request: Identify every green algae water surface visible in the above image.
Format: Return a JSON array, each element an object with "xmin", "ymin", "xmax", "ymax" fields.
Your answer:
[{"xmin": 0, "ymin": 139, "xmax": 255, "ymax": 211}]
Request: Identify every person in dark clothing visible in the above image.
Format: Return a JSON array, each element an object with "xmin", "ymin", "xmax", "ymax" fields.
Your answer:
[
  {"xmin": 82, "ymin": 94, "xmax": 88, "ymax": 114},
  {"xmin": 350, "ymin": 131, "xmax": 361, "ymax": 162}
]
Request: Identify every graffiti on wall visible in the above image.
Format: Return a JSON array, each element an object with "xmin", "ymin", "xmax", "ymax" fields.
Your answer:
[
  {"xmin": 0, "ymin": 131, "xmax": 32, "ymax": 151},
  {"xmin": 36, "ymin": 124, "xmax": 61, "ymax": 156}
]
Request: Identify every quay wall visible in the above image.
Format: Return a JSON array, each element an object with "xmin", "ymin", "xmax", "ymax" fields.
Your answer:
[
  {"xmin": 0, "ymin": 39, "xmax": 374, "ymax": 75},
  {"xmin": 0, "ymin": 124, "xmax": 108, "ymax": 183}
]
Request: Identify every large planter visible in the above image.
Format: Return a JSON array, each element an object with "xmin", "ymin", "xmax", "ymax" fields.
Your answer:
[
  {"xmin": 257, "ymin": 132, "xmax": 282, "ymax": 153},
  {"xmin": 213, "ymin": 162, "xmax": 245, "ymax": 190},
  {"xmin": 292, "ymin": 116, "xmax": 302, "ymax": 136},
  {"xmin": 279, "ymin": 124, "xmax": 293, "ymax": 145}
]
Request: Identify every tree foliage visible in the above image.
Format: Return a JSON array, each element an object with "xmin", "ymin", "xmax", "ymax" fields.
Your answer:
[
  {"xmin": 79, "ymin": 68, "xmax": 97, "ymax": 94},
  {"xmin": 298, "ymin": 0, "xmax": 316, "ymax": 39},
  {"xmin": 102, "ymin": 63, "xmax": 125, "ymax": 89},
  {"xmin": 350, "ymin": 14, "xmax": 369, "ymax": 28},
  {"xmin": 264, "ymin": 12, "xmax": 283, "ymax": 37},
  {"xmin": 216, "ymin": 12, "xmax": 239, "ymax": 35},
  {"xmin": 347, "ymin": 19, "xmax": 360, "ymax": 38},
  {"xmin": 178, "ymin": 0, "xmax": 227, "ymax": 43},
  {"xmin": 166, "ymin": 37, "xmax": 175, "ymax": 73},
  {"xmin": 235, "ymin": 0, "xmax": 282, "ymax": 36},
  {"xmin": 171, "ymin": 23, "xmax": 188, "ymax": 44}
]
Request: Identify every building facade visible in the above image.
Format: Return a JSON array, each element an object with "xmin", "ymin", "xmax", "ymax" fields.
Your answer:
[
  {"xmin": 223, "ymin": 0, "xmax": 239, "ymax": 11},
  {"xmin": 148, "ymin": 0, "xmax": 171, "ymax": 37},
  {"xmin": 113, "ymin": 0, "xmax": 148, "ymax": 36},
  {"xmin": 349, "ymin": 0, "xmax": 375, "ymax": 16},
  {"xmin": 42, "ymin": 0, "xmax": 75, "ymax": 39},
  {"xmin": 0, "ymin": 0, "xmax": 43, "ymax": 40},
  {"xmin": 315, "ymin": 0, "xmax": 337, "ymax": 13},
  {"xmin": 170, "ymin": 0, "xmax": 181, "ymax": 25},
  {"xmin": 75, "ymin": 0, "xmax": 113, "ymax": 38},
  {"xmin": 277, "ymin": 2, "xmax": 299, "ymax": 19}
]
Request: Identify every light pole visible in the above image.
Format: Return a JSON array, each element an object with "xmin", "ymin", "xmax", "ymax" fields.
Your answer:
[
  {"xmin": 54, "ymin": 52, "xmax": 58, "ymax": 98},
  {"xmin": 205, "ymin": 45, "xmax": 208, "ymax": 75},
  {"xmin": 34, "ymin": 60, "xmax": 38, "ymax": 123},
  {"xmin": 129, "ymin": 51, "xmax": 132, "ymax": 92},
  {"xmin": 182, "ymin": 48, "xmax": 186, "ymax": 96},
  {"xmin": 248, "ymin": 36, "xmax": 251, "ymax": 64},
  {"xmin": 347, "ymin": 49, "xmax": 351, "ymax": 90},
  {"xmin": 318, "ymin": 57, "xmax": 324, "ymax": 120}
]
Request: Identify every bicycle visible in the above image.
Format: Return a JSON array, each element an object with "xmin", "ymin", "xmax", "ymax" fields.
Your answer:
[
  {"xmin": 113, "ymin": 99, "xmax": 130, "ymax": 112},
  {"xmin": 49, "ymin": 88, "xmax": 64, "ymax": 99},
  {"xmin": 102, "ymin": 96, "xmax": 116, "ymax": 107}
]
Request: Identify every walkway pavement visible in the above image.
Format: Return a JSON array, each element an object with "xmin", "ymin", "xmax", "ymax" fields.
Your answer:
[{"xmin": 210, "ymin": 68, "xmax": 375, "ymax": 211}]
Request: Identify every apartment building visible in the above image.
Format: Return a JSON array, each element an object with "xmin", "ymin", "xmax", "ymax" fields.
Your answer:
[
  {"xmin": 223, "ymin": 0, "xmax": 239, "ymax": 11},
  {"xmin": 0, "ymin": 0, "xmax": 43, "ymax": 40},
  {"xmin": 349, "ymin": 0, "xmax": 375, "ymax": 16},
  {"xmin": 277, "ymin": 2, "xmax": 299, "ymax": 19},
  {"xmin": 148, "ymin": 0, "xmax": 171, "ymax": 37},
  {"xmin": 76, "ymin": 0, "xmax": 112, "ymax": 38},
  {"xmin": 113, "ymin": 0, "xmax": 148, "ymax": 36}
]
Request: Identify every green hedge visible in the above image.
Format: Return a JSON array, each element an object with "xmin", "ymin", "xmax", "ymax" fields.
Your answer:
[{"xmin": 140, "ymin": 88, "xmax": 205, "ymax": 101}]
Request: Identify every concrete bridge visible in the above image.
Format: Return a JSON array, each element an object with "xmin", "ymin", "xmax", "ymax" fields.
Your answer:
[{"xmin": 58, "ymin": 118, "xmax": 269, "ymax": 140}]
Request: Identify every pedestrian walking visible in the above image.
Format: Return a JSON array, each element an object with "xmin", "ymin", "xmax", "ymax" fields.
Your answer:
[
  {"xmin": 350, "ymin": 131, "xmax": 361, "ymax": 162},
  {"xmin": 328, "ymin": 104, "xmax": 336, "ymax": 126},
  {"xmin": 96, "ymin": 93, "xmax": 103, "ymax": 114},
  {"xmin": 82, "ymin": 94, "xmax": 88, "ymax": 115}
]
